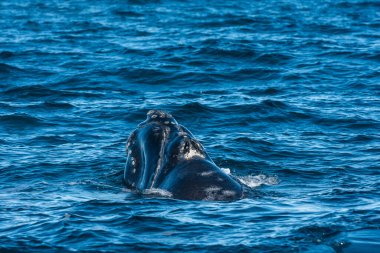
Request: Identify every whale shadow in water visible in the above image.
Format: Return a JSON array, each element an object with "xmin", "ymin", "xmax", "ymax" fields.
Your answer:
[{"xmin": 124, "ymin": 110, "xmax": 243, "ymax": 201}]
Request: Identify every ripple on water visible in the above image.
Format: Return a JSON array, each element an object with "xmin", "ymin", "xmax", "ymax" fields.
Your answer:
[{"xmin": 0, "ymin": 113, "xmax": 46, "ymax": 128}]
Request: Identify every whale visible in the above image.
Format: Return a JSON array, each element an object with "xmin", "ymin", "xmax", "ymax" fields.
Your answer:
[{"xmin": 123, "ymin": 110, "xmax": 243, "ymax": 201}]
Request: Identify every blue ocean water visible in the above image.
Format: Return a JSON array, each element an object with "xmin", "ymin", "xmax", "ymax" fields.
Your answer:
[{"xmin": 0, "ymin": 0, "xmax": 379, "ymax": 252}]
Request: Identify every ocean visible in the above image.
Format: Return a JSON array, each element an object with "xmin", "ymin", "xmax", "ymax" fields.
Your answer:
[{"xmin": 0, "ymin": 0, "xmax": 379, "ymax": 252}]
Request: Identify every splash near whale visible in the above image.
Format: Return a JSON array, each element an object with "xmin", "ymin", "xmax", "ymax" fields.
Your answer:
[{"xmin": 124, "ymin": 110, "xmax": 243, "ymax": 201}]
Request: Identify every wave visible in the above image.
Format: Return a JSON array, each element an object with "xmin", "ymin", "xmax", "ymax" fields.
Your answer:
[
  {"xmin": 221, "ymin": 68, "xmax": 280, "ymax": 81},
  {"xmin": 3, "ymin": 85, "xmax": 60, "ymax": 98},
  {"xmin": 173, "ymin": 102, "xmax": 212, "ymax": 115},
  {"xmin": 30, "ymin": 135, "xmax": 69, "ymax": 145},
  {"xmin": 240, "ymin": 87, "xmax": 283, "ymax": 96},
  {"xmin": 0, "ymin": 51, "xmax": 14, "ymax": 59},
  {"xmin": 112, "ymin": 10, "xmax": 144, "ymax": 18},
  {"xmin": 0, "ymin": 63, "xmax": 24, "ymax": 74},
  {"xmin": 112, "ymin": 67, "xmax": 173, "ymax": 85},
  {"xmin": 0, "ymin": 113, "xmax": 46, "ymax": 127},
  {"xmin": 296, "ymin": 224, "xmax": 342, "ymax": 241},
  {"xmin": 335, "ymin": 1, "xmax": 380, "ymax": 8},
  {"xmin": 314, "ymin": 116, "xmax": 380, "ymax": 130},
  {"xmin": 169, "ymin": 100, "xmax": 315, "ymax": 125},
  {"xmin": 195, "ymin": 15, "xmax": 271, "ymax": 28},
  {"xmin": 3, "ymin": 84, "xmax": 104, "ymax": 100},
  {"xmin": 39, "ymin": 101, "xmax": 75, "ymax": 109},
  {"xmin": 194, "ymin": 47, "xmax": 257, "ymax": 59},
  {"xmin": 234, "ymin": 137, "xmax": 274, "ymax": 146},
  {"xmin": 255, "ymin": 52, "xmax": 293, "ymax": 65},
  {"xmin": 237, "ymin": 174, "xmax": 280, "ymax": 188}
]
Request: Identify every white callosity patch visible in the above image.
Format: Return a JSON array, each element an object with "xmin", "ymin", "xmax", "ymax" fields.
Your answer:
[
  {"xmin": 149, "ymin": 125, "xmax": 170, "ymax": 188},
  {"xmin": 203, "ymin": 186, "xmax": 222, "ymax": 200},
  {"xmin": 205, "ymin": 186, "xmax": 222, "ymax": 192},
  {"xmin": 200, "ymin": 171, "xmax": 214, "ymax": 176},
  {"xmin": 183, "ymin": 146, "xmax": 205, "ymax": 160},
  {"xmin": 237, "ymin": 174, "xmax": 279, "ymax": 188},
  {"xmin": 125, "ymin": 149, "xmax": 134, "ymax": 175},
  {"xmin": 148, "ymin": 110, "xmax": 172, "ymax": 119},
  {"xmin": 222, "ymin": 190, "xmax": 237, "ymax": 197},
  {"xmin": 179, "ymin": 138, "xmax": 205, "ymax": 160}
]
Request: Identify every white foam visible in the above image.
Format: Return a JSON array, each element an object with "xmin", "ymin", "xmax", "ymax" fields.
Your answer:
[
  {"xmin": 237, "ymin": 174, "xmax": 279, "ymax": 188},
  {"xmin": 221, "ymin": 167, "xmax": 231, "ymax": 175},
  {"xmin": 143, "ymin": 188, "xmax": 173, "ymax": 198}
]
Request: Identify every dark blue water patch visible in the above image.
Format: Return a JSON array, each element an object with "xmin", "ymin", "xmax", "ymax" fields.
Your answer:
[
  {"xmin": 100, "ymin": 67, "xmax": 176, "ymax": 85},
  {"xmin": 33, "ymin": 101, "xmax": 75, "ymax": 109},
  {"xmin": 0, "ymin": 113, "xmax": 47, "ymax": 128},
  {"xmin": 239, "ymin": 87, "xmax": 283, "ymax": 96},
  {"xmin": 111, "ymin": 9, "xmax": 144, "ymax": 18},
  {"xmin": 234, "ymin": 137, "xmax": 274, "ymax": 147},
  {"xmin": 220, "ymin": 68, "xmax": 281, "ymax": 81},
  {"xmin": 172, "ymin": 102, "xmax": 212, "ymax": 116},
  {"xmin": 195, "ymin": 16, "xmax": 264, "ymax": 28},
  {"xmin": 255, "ymin": 52, "xmax": 294, "ymax": 65},
  {"xmin": 0, "ymin": 63, "xmax": 24, "ymax": 74},
  {"xmin": 194, "ymin": 46, "xmax": 257, "ymax": 59},
  {"xmin": 121, "ymin": 47, "xmax": 157, "ymax": 56},
  {"xmin": 172, "ymin": 99, "xmax": 293, "ymax": 118},
  {"xmin": 3, "ymin": 85, "xmax": 61, "ymax": 99},
  {"xmin": 335, "ymin": 0, "xmax": 380, "ymax": 9},
  {"xmin": 339, "ymin": 134, "xmax": 379, "ymax": 143},
  {"xmin": 318, "ymin": 50, "xmax": 380, "ymax": 63},
  {"xmin": 29, "ymin": 135, "xmax": 69, "ymax": 146},
  {"xmin": 2, "ymin": 84, "xmax": 105, "ymax": 101},
  {"xmin": 0, "ymin": 51, "xmax": 14, "ymax": 59},
  {"xmin": 342, "ymin": 229, "xmax": 380, "ymax": 253},
  {"xmin": 313, "ymin": 116, "xmax": 380, "ymax": 130},
  {"xmin": 296, "ymin": 224, "xmax": 343, "ymax": 243}
]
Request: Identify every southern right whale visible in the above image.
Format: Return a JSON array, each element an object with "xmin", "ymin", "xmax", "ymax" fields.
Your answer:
[{"xmin": 124, "ymin": 110, "xmax": 243, "ymax": 201}]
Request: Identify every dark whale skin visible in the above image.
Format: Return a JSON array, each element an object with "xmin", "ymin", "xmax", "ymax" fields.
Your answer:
[{"xmin": 124, "ymin": 110, "xmax": 243, "ymax": 201}]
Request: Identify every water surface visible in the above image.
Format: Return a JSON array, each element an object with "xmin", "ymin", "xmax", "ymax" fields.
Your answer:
[{"xmin": 1, "ymin": 0, "xmax": 379, "ymax": 252}]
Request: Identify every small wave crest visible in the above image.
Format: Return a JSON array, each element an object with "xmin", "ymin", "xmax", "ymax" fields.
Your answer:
[
  {"xmin": 237, "ymin": 174, "xmax": 280, "ymax": 188},
  {"xmin": 0, "ymin": 113, "xmax": 45, "ymax": 127},
  {"xmin": 142, "ymin": 188, "xmax": 173, "ymax": 198},
  {"xmin": 221, "ymin": 167, "xmax": 279, "ymax": 188},
  {"xmin": 0, "ymin": 63, "xmax": 24, "ymax": 74}
]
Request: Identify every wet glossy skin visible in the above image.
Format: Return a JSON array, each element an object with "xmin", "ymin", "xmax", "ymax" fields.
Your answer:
[{"xmin": 124, "ymin": 110, "xmax": 243, "ymax": 201}]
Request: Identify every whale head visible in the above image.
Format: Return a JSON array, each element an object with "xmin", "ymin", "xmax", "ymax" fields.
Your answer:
[
  {"xmin": 123, "ymin": 110, "xmax": 243, "ymax": 200},
  {"xmin": 125, "ymin": 110, "xmax": 208, "ymax": 189}
]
